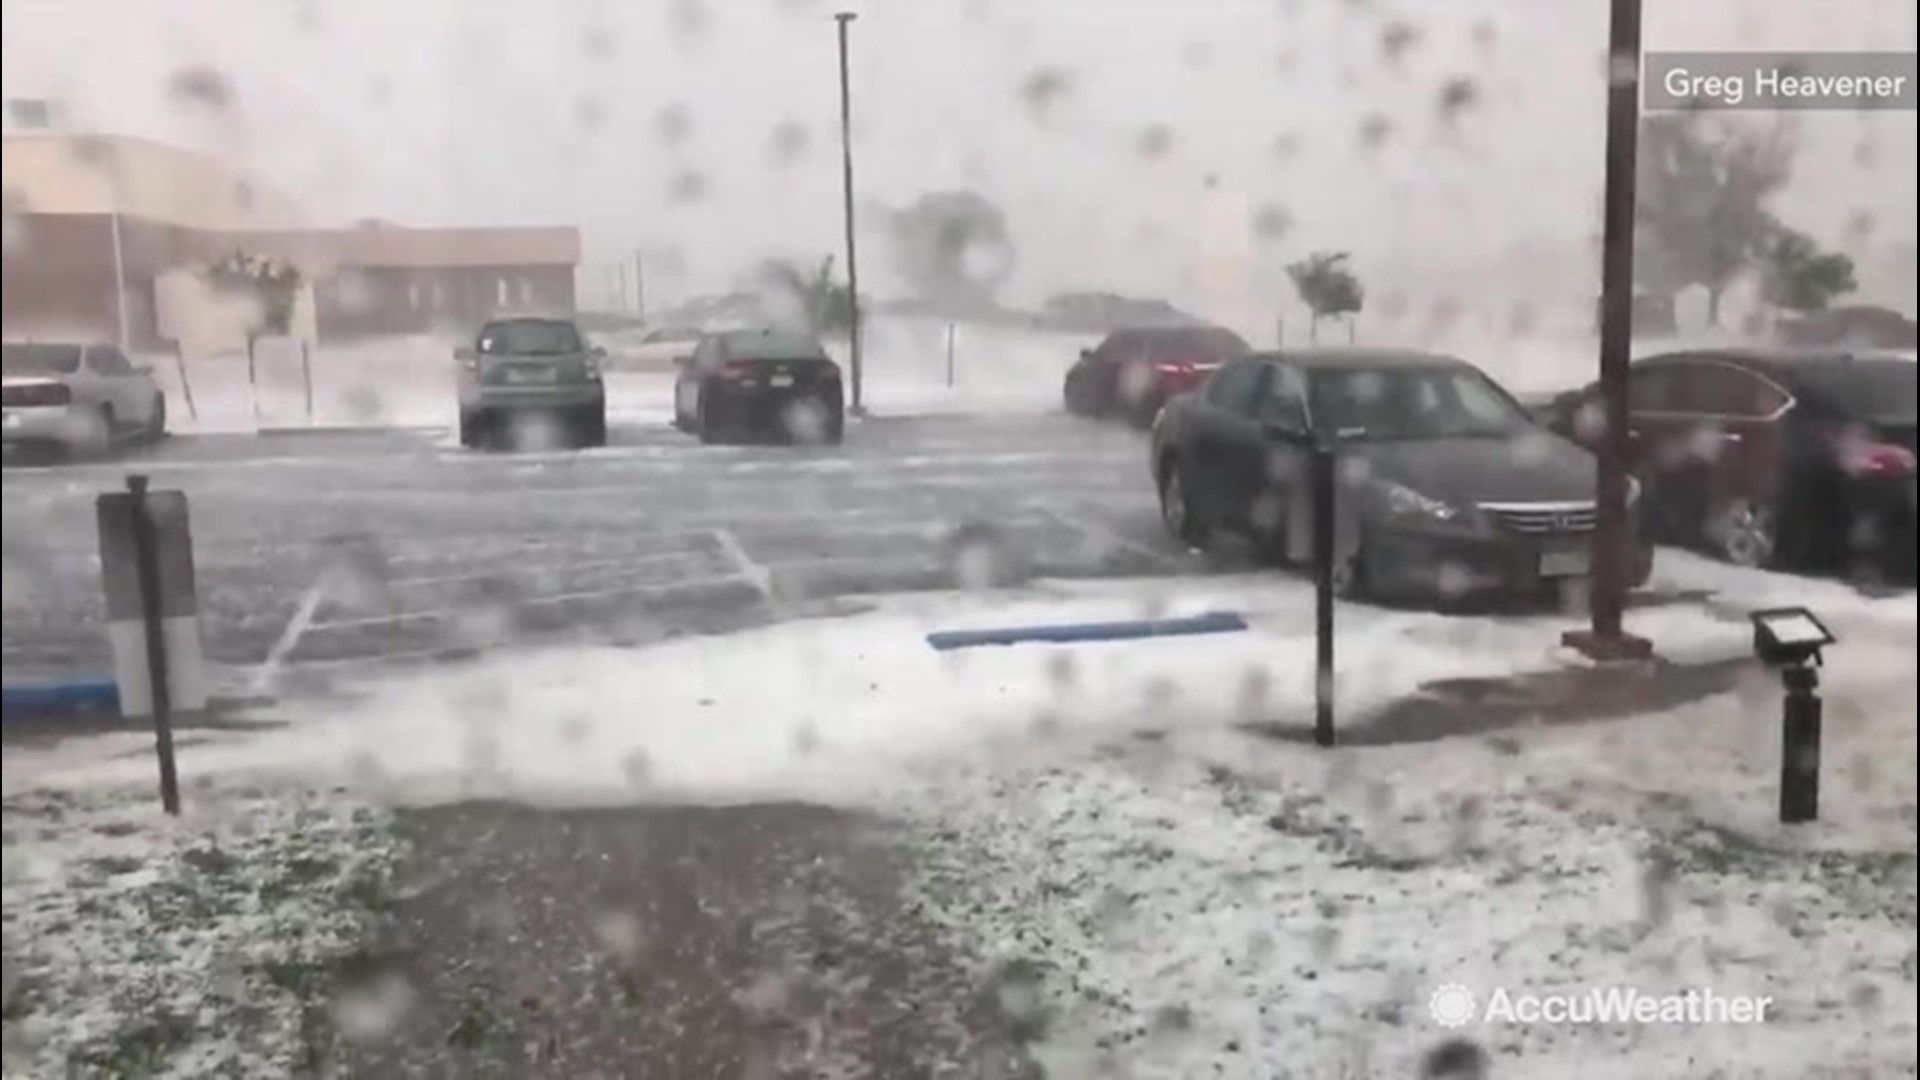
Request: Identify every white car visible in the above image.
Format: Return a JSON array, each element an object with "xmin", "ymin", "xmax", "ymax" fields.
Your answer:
[
  {"xmin": 2, "ymin": 341, "xmax": 167, "ymax": 454},
  {"xmin": 607, "ymin": 325, "xmax": 704, "ymax": 373}
]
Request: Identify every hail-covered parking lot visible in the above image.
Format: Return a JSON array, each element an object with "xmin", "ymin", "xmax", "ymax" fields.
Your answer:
[{"xmin": 1, "ymin": 414, "xmax": 1206, "ymax": 682}]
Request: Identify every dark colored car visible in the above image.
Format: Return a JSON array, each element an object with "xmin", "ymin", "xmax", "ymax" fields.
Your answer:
[
  {"xmin": 1151, "ymin": 348, "xmax": 1651, "ymax": 601},
  {"xmin": 1064, "ymin": 325, "xmax": 1251, "ymax": 429},
  {"xmin": 1544, "ymin": 348, "xmax": 1916, "ymax": 579},
  {"xmin": 673, "ymin": 329, "xmax": 844, "ymax": 445},
  {"xmin": 455, "ymin": 317, "xmax": 607, "ymax": 450}
]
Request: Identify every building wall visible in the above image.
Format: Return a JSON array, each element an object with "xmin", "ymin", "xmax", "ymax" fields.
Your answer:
[{"xmin": 315, "ymin": 264, "xmax": 577, "ymax": 339}]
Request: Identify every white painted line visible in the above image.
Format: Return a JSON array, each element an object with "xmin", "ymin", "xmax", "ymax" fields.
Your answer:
[
  {"xmin": 711, "ymin": 528, "xmax": 774, "ymax": 601},
  {"xmin": 253, "ymin": 571, "xmax": 332, "ymax": 694},
  {"xmin": 1037, "ymin": 506, "xmax": 1186, "ymax": 570},
  {"xmin": 379, "ymin": 549, "xmax": 713, "ymax": 591},
  {"xmin": 303, "ymin": 572, "xmax": 753, "ymax": 633}
]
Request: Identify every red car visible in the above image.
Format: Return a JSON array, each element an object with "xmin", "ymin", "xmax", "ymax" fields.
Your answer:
[
  {"xmin": 1062, "ymin": 325, "xmax": 1251, "ymax": 428},
  {"xmin": 1544, "ymin": 348, "xmax": 1916, "ymax": 580}
]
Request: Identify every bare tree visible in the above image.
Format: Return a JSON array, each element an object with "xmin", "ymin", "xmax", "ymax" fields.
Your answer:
[
  {"xmin": 1636, "ymin": 115, "xmax": 1796, "ymax": 326},
  {"xmin": 203, "ymin": 250, "xmax": 303, "ymax": 411}
]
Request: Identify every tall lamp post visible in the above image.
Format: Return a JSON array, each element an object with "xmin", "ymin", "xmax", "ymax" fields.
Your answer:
[
  {"xmin": 834, "ymin": 10, "xmax": 865, "ymax": 416},
  {"xmin": 1564, "ymin": 0, "xmax": 1653, "ymax": 663}
]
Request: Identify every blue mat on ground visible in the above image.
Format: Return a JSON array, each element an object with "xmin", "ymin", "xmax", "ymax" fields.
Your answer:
[
  {"xmin": 926, "ymin": 611, "xmax": 1249, "ymax": 651},
  {"xmin": 2, "ymin": 677, "xmax": 120, "ymax": 720}
]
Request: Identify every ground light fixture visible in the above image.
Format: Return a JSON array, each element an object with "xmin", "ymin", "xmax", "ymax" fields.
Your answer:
[{"xmin": 1748, "ymin": 606, "xmax": 1836, "ymax": 824}]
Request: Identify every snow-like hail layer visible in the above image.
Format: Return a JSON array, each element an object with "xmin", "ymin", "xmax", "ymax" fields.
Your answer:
[
  {"xmin": 4, "ymin": 554, "xmax": 1912, "ymax": 1077},
  {"xmin": 2, "ymin": 787, "xmax": 403, "ymax": 1077}
]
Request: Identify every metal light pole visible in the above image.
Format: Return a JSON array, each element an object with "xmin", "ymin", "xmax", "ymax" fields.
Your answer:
[
  {"xmin": 1564, "ymin": 0, "xmax": 1653, "ymax": 663},
  {"xmin": 834, "ymin": 11, "xmax": 865, "ymax": 416}
]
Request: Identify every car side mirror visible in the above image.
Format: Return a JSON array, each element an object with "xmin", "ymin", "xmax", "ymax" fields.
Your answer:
[
  {"xmin": 454, "ymin": 346, "xmax": 476, "ymax": 361},
  {"xmin": 1079, "ymin": 348, "xmax": 1093, "ymax": 360},
  {"xmin": 673, "ymin": 353, "xmax": 694, "ymax": 367},
  {"xmin": 591, "ymin": 345, "xmax": 608, "ymax": 359}
]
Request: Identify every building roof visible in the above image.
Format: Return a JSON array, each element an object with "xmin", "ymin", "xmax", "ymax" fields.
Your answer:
[{"xmin": 2, "ymin": 132, "xmax": 307, "ymax": 230}]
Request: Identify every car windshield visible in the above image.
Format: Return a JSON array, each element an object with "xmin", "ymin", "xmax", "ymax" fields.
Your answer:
[
  {"xmin": 2, "ymin": 343, "xmax": 82, "ymax": 377},
  {"xmin": 643, "ymin": 327, "xmax": 703, "ymax": 344},
  {"xmin": 1308, "ymin": 365, "xmax": 1532, "ymax": 439},
  {"xmin": 477, "ymin": 320, "xmax": 582, "ymax": 356},
  {"xmin": 1790, "ymin": 359, "xmax": 1918, "ymax": 419},
  {"xmin": 725, "ymin": 331, "xmax": 827, "ymax": 361}
]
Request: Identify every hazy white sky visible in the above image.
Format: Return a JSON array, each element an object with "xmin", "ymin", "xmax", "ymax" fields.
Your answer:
[{"xmin": 5, "ymin": 0, "xmax": 1916, "ymax": 312}]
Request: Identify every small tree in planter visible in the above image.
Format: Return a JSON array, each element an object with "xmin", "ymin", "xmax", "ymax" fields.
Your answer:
[
  {"xmin": 1286, "ymin": 251, "xmax": 1365, "ymax": 343},
  {"xmin": 203, "ymin": 250, "xmax": 304, "ymax": 418}
]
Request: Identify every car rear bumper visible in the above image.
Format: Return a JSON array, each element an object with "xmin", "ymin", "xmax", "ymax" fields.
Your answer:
[
  {"xmin": 1360, "ymin": 524, "xmax": 1653, "ymax": 600},
  {"xmin": 465, "ymin": 385, "xmax": 605, "ymax": 411},
  {"xmin": 704, "ymin": 383, "xmax": 843, "ymax": 430},
  {"xmin": 1, "ymin": 405, "xmax": 84, "ymax": 444}
]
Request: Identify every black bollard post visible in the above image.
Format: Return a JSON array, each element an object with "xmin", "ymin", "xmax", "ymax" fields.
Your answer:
[
  {"xmin": 1778, "ymin": 664, "xmax": 1822, "ymax": 824},
  {"xmin": 127, "ymin": 475, "xmax": 182, "ymax": 815},
  {"xmin": 1312, "ymin": 438, "xmax": 1336, "ymax": 747}
]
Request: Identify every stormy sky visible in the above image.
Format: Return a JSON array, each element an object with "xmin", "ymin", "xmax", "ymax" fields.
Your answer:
[{"xmin": 4, "ymin": 0, "xmax": 1916, "ymax": 313}]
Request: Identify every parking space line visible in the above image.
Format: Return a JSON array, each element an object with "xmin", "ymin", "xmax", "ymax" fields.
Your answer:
[
  {"xmin": 711, "ymin": 528, "xmax": 774, "ymax": 601},
  {"xmin": 1036, "ymin": 506, "xmax": 1186, "ymax": 570},
  {"xmin": 303, "ymin": 571, "xmax": 754, "ymax": 632}
]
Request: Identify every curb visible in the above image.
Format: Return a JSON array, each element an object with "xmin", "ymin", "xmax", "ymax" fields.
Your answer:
[
  {"xmin": 1, "ymin": 676, "xmax": 120, "ymax": 719},
  {"xmin": 1, "ymin": 678, "xmax": 275, "ymax": 725},
  {"xmin": 927, "ymin": 610, "xmax": 1249, "ymax": 651}
]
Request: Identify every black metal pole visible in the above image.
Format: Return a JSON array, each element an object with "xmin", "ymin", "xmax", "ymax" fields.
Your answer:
[
  {"xmin": 1312, "ymin": 439, "xmax": 1336, "ymax": 747},
  {"xmin": 1779, "ymin": 665, "xmax": 1822, "ymax": 824},
  {"xmin": 127, "ymin": 474, "xmax": 181, "ymax": 815},
  {"xmin": 835, "ymin": 11, "xmax": 864, "ymax": 416},
  {"xmin": 1590, "ymin": 0, "xmax": 1642, "ymax": 645}
]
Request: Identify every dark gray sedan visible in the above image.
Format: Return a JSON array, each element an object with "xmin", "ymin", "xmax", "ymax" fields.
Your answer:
[{"xmin": 1149, "ymin": 348, "xmax": 1651, "ymax": 601}]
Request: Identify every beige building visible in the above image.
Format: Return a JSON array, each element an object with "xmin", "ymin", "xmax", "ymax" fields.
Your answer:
[{"xmin": 3, "ymin": 129, "xmax": 579, "ymax": 353}]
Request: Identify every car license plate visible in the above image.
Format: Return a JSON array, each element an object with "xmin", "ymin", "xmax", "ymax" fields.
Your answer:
[
  {"xmin": 770, "ymin": 373, "xmax": 794, "ymax": 388},
  {"xmin": 506, "ymin": 368, "xmax": 556, "ymax": 385},
  {"xmin": 1539, "ymin": 547, "xmax": 1591, "ymax": 578}
]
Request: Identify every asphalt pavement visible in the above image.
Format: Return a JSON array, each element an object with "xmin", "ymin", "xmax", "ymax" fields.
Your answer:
[{"xmin": 2, "ymin": 414, "xmax": 1202, "ymax": 683}]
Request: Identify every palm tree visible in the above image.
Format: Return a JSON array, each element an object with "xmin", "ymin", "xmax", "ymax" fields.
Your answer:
[{"xmin": 757, "ymin": 255, "xmax": 858, "ymax": 339}]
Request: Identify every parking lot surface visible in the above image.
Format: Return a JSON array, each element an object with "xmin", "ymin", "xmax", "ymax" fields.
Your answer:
[{"xmin": 2, "ymin": 415, "xmax": 1201, "ymax": 681}]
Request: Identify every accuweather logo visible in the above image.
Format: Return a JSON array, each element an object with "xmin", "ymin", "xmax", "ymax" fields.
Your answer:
[{"xmin": 1427, "ymin": 983, "xmax": 1774, "ymax": 1027}]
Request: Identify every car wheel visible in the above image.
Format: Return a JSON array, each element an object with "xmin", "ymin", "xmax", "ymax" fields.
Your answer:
[
  {"xmin": 1158, "ymin": 457, "xmax": 1207, "ymax": 548},
  {"xmin": 1063, "ymin": 370, "xmax": 1087, "ymax": 416},
  {"xmin": 76, "ymin": 405, "xmax": 115, "ymax": 458},
  {"xmin": 577, "ymin": 404, "xmax": 608, "ymax": 448},
  {"xmin": 1329, "ymin": 540, "xmax": 1368, "ymax": 600},
  {"xmin": 1128, "ymin": 394, "xmax": 1165, "ymax": 431},
  {"xmin": 145, "ymin": 394, "xmax": 168, "ymax": 442},
  {"xmin": 1712, "ymin": 497, "xmax": 1778, "ymax": 569},
  {"xmin": 458, "ymin": 409, "xmax": 481, "ymax": 449},
  {"xmin": 697, "ymin": 396, "xmax": 721, "ymax": 445}
]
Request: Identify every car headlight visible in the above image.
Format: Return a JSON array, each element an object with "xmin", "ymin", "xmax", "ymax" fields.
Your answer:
[{"xmin": 1380, "ymin": 481, "xmax": 1462, "ymax": 522}]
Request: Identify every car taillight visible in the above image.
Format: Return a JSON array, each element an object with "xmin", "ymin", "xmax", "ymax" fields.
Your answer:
[
  {"xmin": 1842, "ymin": 441, "xmax": 1917, "ymax": 477},
  {"xmin": 1, "ymin": 383, "xmax": 71, "ymax": 407},
  {"xmin": 1151, "ymin": 359, "xmax": 1195, "ymax": 375},
  {"xmin": 718, "ymin": 361, "xmax": 754, "ymax": 381},
  {"xmin": 819, "ymin": 363, "xmax": 841, "ymax": 381}
]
